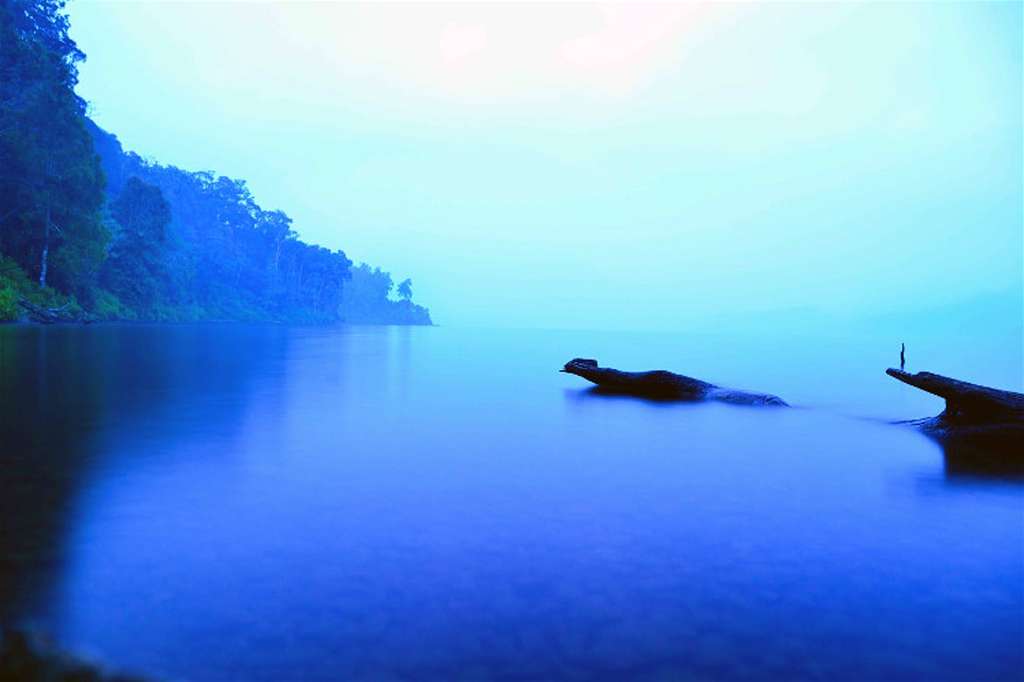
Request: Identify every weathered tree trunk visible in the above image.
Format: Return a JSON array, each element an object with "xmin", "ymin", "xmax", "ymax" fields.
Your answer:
[
  {"xmin": 561, "ymin": 358, "xmax": 788, "ymax": 406},
  {"xmin": 886, "ymin": 369, "xmax": 1024, "ymax": 418},
  {"xmin": 38, "ymin": 206, "xmax": 50, "ymax": 288},
  {"xmin": 37, "ymin": 240, "xmax": 48, "ymax": 288},
  {"xmin": 17, "ymin": 299, "xmax": 76, "ymax": 324},
  {"xmin": 886, "ymin": 368, "xmax": 1024, "ymax": 454}
]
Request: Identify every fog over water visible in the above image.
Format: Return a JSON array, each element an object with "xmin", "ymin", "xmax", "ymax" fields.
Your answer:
[
  {"xmin": 68, "ymin": 2, "xmax": 1022, "ymax": 333},
  {"xmin": 2, "ymin": 3, "xmax": 1022, "ymax": 680},
  {"xmin": 1, "ymin": 324, "xmax": 1021, "ymax": 680}
]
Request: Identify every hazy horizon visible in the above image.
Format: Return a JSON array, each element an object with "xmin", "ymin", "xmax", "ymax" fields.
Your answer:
[
  {"xmin": 4, "ymin": 4, "xmax": 1024, "ymax": 676},
  {"xmin": 69, "ymin": 1, "xmax": 1022, "ymax": 332}
]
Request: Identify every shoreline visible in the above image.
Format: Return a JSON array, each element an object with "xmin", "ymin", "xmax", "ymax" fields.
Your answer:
[{"xmin": 1, "ymin": 318, "xmax": 437, "ymax": 328}]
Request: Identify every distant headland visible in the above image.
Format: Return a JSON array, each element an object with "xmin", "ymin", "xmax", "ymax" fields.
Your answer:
[{"xmin": 0, "ymin": 3, "xmax": 430, "ymax": 326}]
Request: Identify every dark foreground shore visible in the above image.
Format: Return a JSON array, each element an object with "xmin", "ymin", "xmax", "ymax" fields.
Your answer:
[{"xmin": 0, "ymin": 629, "xmax": 148, "ymax": 682}]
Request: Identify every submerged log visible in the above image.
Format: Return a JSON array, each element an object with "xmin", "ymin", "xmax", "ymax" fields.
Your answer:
[
  {"xmin": 886, "ymin": 368, "xmax": 1024, "ymax": 455},
  {"xmin": 561, "ymin": 358, "xmax": 788, "ymax": 406},
  {"xmin": 16, "ymin": 299, "xmax": 85, "ymax": 324}
]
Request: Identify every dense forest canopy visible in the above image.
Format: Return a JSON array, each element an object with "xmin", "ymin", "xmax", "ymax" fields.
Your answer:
[{"xmin": 0, "ymin": 0, "xmax": 430, "ymax": 325}]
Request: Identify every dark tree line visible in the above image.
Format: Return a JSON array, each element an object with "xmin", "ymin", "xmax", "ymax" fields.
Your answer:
[
  {"xmin": 88, "ymin": 125, "xmax": 359, "ymax": 322},
  {"xmin": 340, "ymin": 265, "xmax": 426, "ymax": 324},
  {"xmin": 0, "ymin": 0, "xmax": 431, "ymax": 325},
  {"xmin": 0, "ymin": 0, "xmax": 106, "ymax": 304}
]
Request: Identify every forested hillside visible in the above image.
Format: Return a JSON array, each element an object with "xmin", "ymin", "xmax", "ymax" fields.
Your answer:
[{"xmin": 0, "ymin": 0, "xmax": 431, "ymax": 325}]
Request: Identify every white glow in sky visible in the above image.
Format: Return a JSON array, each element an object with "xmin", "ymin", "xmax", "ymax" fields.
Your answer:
[{"xmin": 69, "ymin": 1, "xmax": 1021, "ymax": 331}]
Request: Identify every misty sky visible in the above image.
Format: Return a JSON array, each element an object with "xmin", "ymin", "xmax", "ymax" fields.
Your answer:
[{"xmin": 68, "ymin": 2, "xmax": 1021, "ymax": 331}]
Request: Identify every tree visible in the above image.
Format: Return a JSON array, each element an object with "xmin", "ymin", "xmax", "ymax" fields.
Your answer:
[
  {"xmin": 0, "ymin": 0, "xmax": 105, "ymax": 291},
  {"xmin": 100, "ymin": 177, "xmax": 170, "ymax": 310},
  {"xmin": 258, "ymin": 209, "xmax": 294, "ymax": 273},
  {"xmin": 397, "ymin": 278, "xmax": 412, "ymax": 301},
  {"xmin": 0, "ymin": 0, "xmax": 423, "ymax": 324},
  {"xmin": 3, "ymin": 0, "xmax": 84, "ymax": 78}
]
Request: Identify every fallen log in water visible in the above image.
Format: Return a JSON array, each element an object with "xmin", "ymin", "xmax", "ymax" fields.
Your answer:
[
  {"xmin": 561, "ymin": 358, "xmax": 788, "ymax": 406},
  {"xmin": 886, "ymin": 368, "xmax": 1024, "ymax": 455},
  {"xmin": 16, "ymin": 298, "xmax": 85, "ymax": 324}
]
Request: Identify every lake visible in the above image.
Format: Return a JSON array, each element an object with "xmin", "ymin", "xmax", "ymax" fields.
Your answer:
[{"xmin": 1, "ymin": 324, "xmax": 1021, "ymax": 680}]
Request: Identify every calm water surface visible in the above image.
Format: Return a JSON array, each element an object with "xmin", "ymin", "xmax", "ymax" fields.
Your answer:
[{"xmin": 1, "ymin": 324, "xmax": 1021, "ymax": 680}]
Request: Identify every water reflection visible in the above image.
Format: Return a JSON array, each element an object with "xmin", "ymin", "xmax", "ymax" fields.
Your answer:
[
  {"xmin": 1, "ymin": 326, "xmax": 105, "ymax": 624},
  {"xmin": 0, "ymin": 325, "xmax": 292, "ymax": 627},
  {"xmin": 0, "ymin": 325, "xmax": 1021, "ymax": 680},
  {"xmin": 939, "ymin": 439, "xmax": 1024, "ymax": 482}
]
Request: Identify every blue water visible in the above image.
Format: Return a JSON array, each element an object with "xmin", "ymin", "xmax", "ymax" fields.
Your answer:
[{"xmin": 1, "ymin": 324, "xmax": 1021, "ymax": 680}]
